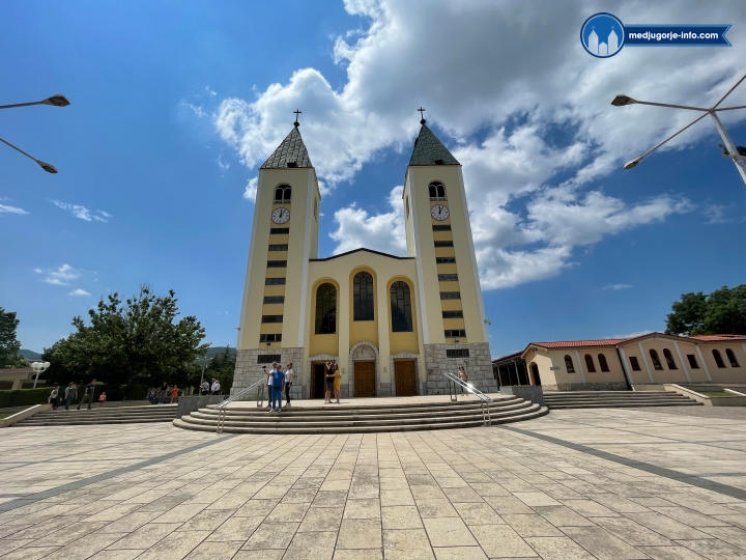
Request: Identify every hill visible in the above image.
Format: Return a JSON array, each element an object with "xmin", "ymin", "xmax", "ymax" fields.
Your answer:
[{"xmin": 20, "ymin": 349, "xmax": 42, "ymax": 361}]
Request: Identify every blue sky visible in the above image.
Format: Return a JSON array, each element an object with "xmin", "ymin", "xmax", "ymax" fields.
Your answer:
[{"xmin": 2, "ymin": 0, "xmax": 745, "ymax": 360}]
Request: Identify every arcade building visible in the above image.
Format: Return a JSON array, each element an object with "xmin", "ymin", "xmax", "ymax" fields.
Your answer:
[{"xmin": 232, "ymin": 115, "xmax": 497, "ymax": 398}]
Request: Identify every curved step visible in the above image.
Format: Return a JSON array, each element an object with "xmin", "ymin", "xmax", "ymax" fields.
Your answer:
[{"xmin": 174, "ymin": 398, "xmax": 548, "ymax": 434}]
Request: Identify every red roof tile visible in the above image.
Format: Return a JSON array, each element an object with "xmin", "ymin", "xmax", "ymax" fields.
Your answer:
[
  {"xmin": 689, "ymin": 334, "xmax": 746, "ymax": 342},
  {"xmin": 530, "ymin": 339, "xmax": 627, "ymax": 349}
]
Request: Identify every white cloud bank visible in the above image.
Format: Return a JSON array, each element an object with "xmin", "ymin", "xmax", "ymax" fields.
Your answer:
[
  {"xmin": 52, "ymin": 200, "xmax": 111, "ymax": 223},
  {"xmin": 37, "ymin": 264, "xmax": 81, "ymax": 286},
  {"xmin": 214, "ymin": 0, "xmax": 745, "ymax": 289},
  {"xmin": 0, "ymin": 203, "xmax": 28, "ymax": 215}
]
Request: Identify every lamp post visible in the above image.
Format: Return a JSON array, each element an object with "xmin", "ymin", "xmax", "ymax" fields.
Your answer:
[
  {"xmin": 611, "ymin": 74, "xmax": 746, "ymax": 186},
  {"xmin": 0, "ymin": 94, "xmax": 70, "ymax": 173},
  {"xmin": 30, "ymin": 361, "xmax": 51, "ymax": 389},
  {"xmin": 199, "ymin": 355, "xmax": 213, "ymax": 395}
]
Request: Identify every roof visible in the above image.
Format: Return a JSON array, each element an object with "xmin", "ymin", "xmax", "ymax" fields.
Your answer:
[
  {"xmin": 261, "ymin": 126, "xmax": 313, "ymax": 169},
  {"xmin": 529, "ymin": 339, "xmax": 627, "ymax": 350},
  {"xmin": 492, "ymin": 351, "xmax": 523, "ymax": 364},
  {"xmin": 408, "ymin": 123, "xmax": 460, "ymax": 166},
  {"xmin": 310, "ymin": 248, "xmax": 415, "ymax": 262},
  {"xmin": 689, "ymin": 334, "xmax": 746, "ymax": 342}
]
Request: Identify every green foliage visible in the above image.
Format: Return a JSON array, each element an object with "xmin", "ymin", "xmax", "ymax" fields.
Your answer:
[
  {"xmin": 0, "ymin": 388, "xmax": 49, "ymax": 408},
  {"xmin": 666, "ymin": 284, "xmax": 746, "ymax": 336},
  {"xmin": 202, "ymin": 346, "xmax": 236, "ymax": 390},
  {"xmin": 0, "ymin": 307, "xmax": 22, "ymax": 367},
  {"xmin": 43, "ymin": 286, "xmax": 206, "ymax": 387}
]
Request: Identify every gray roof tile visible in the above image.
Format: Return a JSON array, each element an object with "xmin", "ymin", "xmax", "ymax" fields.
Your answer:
[
  {"xmin": 408, "ymin": 123, "xmax": 460, "ymax": 166},
  {"xmin": 261, "ymin": 126, "xmax": 313, "ymax": 169}
]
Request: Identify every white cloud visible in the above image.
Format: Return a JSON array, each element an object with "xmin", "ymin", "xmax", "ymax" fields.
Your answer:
[
  {"xmin": 40, "ymin": 263, "xmax": 81, "ymax": 286},
  {"xmin": 214, "ymin": 0, "xmax": 745, "ymax": 289},
  {"xmin": 68, "ymin": 288, "xmax": 91, "ymax": 297},
  {"xmin": 330, "ymin": 185, "xmax": 406, "ymax": 255},
  {"xmin": 51, "ymin": 200, "xmax": 111, "ymax": 223},
  {"xmin": 603, "ymin": 283, "xmax": 633, "ymax": 291},
  {"xmin": 0, "ymin": 203, "xmax": 28, "ymax": 215},
  {"xmin": 243, "ymin": 177, "xmax": 259, "ymax": 201}
]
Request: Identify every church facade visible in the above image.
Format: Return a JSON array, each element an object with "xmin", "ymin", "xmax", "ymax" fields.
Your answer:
[{"xmin": 232, "ymin": 117, "xmax": 497, "ymax": 398}]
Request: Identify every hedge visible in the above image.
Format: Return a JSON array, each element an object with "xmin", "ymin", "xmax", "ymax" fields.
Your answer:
[{"xmin": 0, "ymin": 388, "xmax": 50, "ymax": 408}]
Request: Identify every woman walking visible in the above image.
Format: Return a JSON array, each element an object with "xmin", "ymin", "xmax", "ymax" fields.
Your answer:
[
  {"xmin": 284, "ymin": 362, "xmax": 294, "ymax": 407},
  {"xmin": 333, "ymin": 361, "xmax": 342, "ymax": 404}
]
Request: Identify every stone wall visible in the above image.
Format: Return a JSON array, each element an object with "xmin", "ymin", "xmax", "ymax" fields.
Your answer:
[
  {"xmin": 423, "ymin": 342, "xmax": 498, "ymax": 395},
  {"xmin": 233, "ymin": 347, "xmax": 305, "ymax": 396}
]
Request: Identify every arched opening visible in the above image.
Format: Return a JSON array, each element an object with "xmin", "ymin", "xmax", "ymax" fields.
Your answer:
[
  {"xmin": 584, "ymin": 354, "xmax": 596, "ymax": 373},
  {"xmin": 564, "ymin": 355, "xmax": 575, "ymax": 373},
  {"xmin": 274, "ymin": 184, "xmax": 291, "ymax": 203},
  {"xmin": 726, "ymin": 349, "xmax": 740, "ymax": 367},
  {"xmin": 390, "ymin": 281, "xmax": 413, "ymax": 332},
  {"xmin": 314, "ymin": 283, "xmax": 337, "ymax": 334},
  {"xmin": 530, "ymin": 362, "xmax": 542, "ymax": 386},
  {"xmin": 713, "ymin": 349, "xmax": 726, "ymax": 368},
  {"xmin": 353, "ymin": 271, "xmax": 374, "ymax": 321},
  {"xmin": 663, "ymin": 348, "xmax": 677, "ymax": 369},
  {"xmin": 649, "ymin": 349, "xmax": 663, "ymax": 370},
  {"xmin": 428, "ymin": 181, "xmax": 447, "ymax": 200},
  {"xmin": 598, "ymin": 353, "xmax": 610, "ymax": 372}
]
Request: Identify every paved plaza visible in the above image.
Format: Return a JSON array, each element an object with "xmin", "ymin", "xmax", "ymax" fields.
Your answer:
[{"xmin": 3, "ymin": 407, "xmax": 746, "ymax": 559}]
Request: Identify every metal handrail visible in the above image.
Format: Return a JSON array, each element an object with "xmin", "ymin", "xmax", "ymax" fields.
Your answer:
[
  {"xmin": 442, "ymin": 371, "xmax": 492, "ymax": 426},
  {"xmin": 216, "ymin": 377, "xmax": 265, "ymax": 433}
]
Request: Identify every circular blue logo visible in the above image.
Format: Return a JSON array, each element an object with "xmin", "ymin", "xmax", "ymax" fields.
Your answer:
[{"xmin": 581, "ymin": 13, "xmax": 625, "ymax": 58}]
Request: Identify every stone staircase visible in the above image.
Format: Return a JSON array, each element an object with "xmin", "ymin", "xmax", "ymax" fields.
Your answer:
[
  {"xmin": 13, "ymin": 404, "xmax": 178, "ymax": 426},
  {"xmin": 174, "ymin": 395, "xmax": 548, "ymax": 434},
  {"xmin": 543, "ymin": 390, "xmax": 702, "ymax": 409}
]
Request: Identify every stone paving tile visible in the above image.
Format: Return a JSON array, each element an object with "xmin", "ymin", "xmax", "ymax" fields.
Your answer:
[
  {"xmin": 433, "ymin": 545, "xmax": 489, "ymax": 559},
  {"xmin": 525, "ymin": 536, "xmax": 597, "ymax": 559},
  {"xmin": 453, "ymin": 502, "xmax": 504, "ymax": 525},
  {"xmin": 383, "ymin": 528, "xmax": 434, "ymax": 560},
  {"xmin": 423, "ymin": 517, "xmax": 477, "ymax": 547},
  {"xmin": 337, "ymin": 518, "xmax": 382, "ymax": 549},
  {"xmin": 561, "ymin": 525, "xmax": 650, "ymax": 559},
  {"xmin": 675, "ymin": 538, "xmax": 746, "ymax": 560},
  {"xmin": 503, "ymin": 513, "xmax": 564, "ymax": 537},
  {"xmin": 637, "ymin": 545, "xmax": 709, "ymax": 559},
  {"xmin": 470, "ymin": 524, "xmax": 536, "ymax": 558}
]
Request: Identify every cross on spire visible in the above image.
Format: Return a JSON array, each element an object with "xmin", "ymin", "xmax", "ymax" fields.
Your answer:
[
  {"xmin": 293, "ymin": 109, "xmax": 302, "ymax": 127},
  {"xmin": 417, "ymin": 106, "xmax": 427, "ymax": 124}
]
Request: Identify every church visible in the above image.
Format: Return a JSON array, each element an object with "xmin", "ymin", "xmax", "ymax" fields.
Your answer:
[{"xmin": 232, "ymin": 114, "xmax": 498, "ymax": 398}]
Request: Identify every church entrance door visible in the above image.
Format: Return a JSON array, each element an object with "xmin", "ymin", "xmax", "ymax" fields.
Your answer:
[
  {"xmin": 354, "ymin": 361, "xmax": 376, "ymax": 397},
  {"xmin": 311, "ymin": 362, "xmax": 327, "ymax": 398},
  {"xmin": 394, "ymin": 360, "xmax": 417, "ymax": 396}
]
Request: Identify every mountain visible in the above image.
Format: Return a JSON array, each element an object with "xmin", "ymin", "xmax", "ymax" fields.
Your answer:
[
  {"xmin": 20, "ymin": 349, "xmax": 42, "ymax": 361},
  {"xmin": 205, "ymin": 346, "xmax": 236, "ymax": 359}
]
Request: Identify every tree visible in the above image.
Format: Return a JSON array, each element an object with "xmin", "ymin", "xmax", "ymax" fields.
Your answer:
[
  {"xmin": 666, "ymin": 284, "xmax": 746, "ymax": 336},
  {"xmin": 0, "ymin": 307, "xmax": 22, "ymax": 367},
  {"xmin": 43, "ymin": 286, "xmax": 206, "ymax": 386},
  {"xmin": 203, "ymin": 346, "xmax": 236, "ymax": 391}
]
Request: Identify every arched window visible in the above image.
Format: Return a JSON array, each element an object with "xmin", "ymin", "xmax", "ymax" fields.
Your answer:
[
  {"xmin": 564, "ymin": 355, "xmax": 575, "ymax": 373},
  {"xmin": 274, "ymin": 184, "xmax": 291, "ymax": 203},
  {"xmin": 650, "ymin": 349, "xmax": 663, "ymax": 370},
  {"xmin": 390, "ymin": 281, "xmax": 413, "ymax": 332},
  {"xmin": 726, "ymin": 349, "xmax": 740, "ymax": 367},
  {"xmin": 584, "ymin": 354, "xmax": 596, "ymax": 372},
  {"xmin": 428, "ymin": 181, "xmax": 447, "ymax": 200},
  {"xmin": 314, "ymin": 283, "xmax": 336, "ymax": 334},
  {"xmin": 713, "ymin": 349, "xmax": 726, "ymax": 368},
  {"xmin": 663, "ymin": 349, "xmax": 677, "ymax": 369},
  {"xmin": 598, "ymin": 354, "xmax": 610, "ymax": 372},
  {"xmin": 353, "ymin": 272, "xmax": 374, "ymax": 321}
]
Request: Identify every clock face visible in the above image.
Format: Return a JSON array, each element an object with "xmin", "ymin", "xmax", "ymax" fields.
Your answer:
[
  {"xmin": 272, "ymin": 207, "xmax": 290, "ymax": 224},
  {"xmin": 431, "ymin": 204, "xmax": 450, "ymax": 221}
]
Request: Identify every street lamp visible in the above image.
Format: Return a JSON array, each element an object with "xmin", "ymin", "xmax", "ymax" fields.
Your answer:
[
  {"xmin": 611, "ymin": 74, "xmax": 746, "ymax": 186},
  {"xmin": 30, "ymin": 361, "xmax": 51, "ymax": 389},
  {"xmin": 199, "ymin": 354, "xmax": 213, "ymax": 394},
  {"xmin": 1, "ymin": 93, "xmax": 70, "ymax": 173}
]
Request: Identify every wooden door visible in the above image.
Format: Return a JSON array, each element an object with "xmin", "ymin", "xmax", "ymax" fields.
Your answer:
[
  {"xmin": 394, "ymin": 360, "xmax": 417, "ymax": 396},
  {"xmin": 354, "ymin": 361, "xmax": 376, "ymax": 397}
]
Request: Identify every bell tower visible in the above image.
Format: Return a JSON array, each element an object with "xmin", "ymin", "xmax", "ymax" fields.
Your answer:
[
  {"xmin": 233, "ymin": 115, "xmax": 321, "ymax": 391},
  {"xmin": 402, "ymin": 112, "xmax": 497, "ymax": 393}
]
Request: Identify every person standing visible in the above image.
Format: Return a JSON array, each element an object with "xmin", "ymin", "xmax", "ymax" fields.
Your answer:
[
  {"xmin": 333, "ymin": 361, "xmax": 342, "ymax": 404},
  {"xmin": 269, "ymin": 362, "xmax": 284, "ymax": 412},
  {"xmin": 324, "ymin": 361, "xmax": 334, "ymax": 404},
  {"xmin": 64, "ymin": 381, "xmax": 77, "ymax": 411},
  {"xmin": 284, "ymin": 362, "xmax": 294, "ymax": 407},
  {"xmin": 48, "ymin": 385, "xmax": 60, "ymax": 410},
  {"xmin": 78, "ymin": 379, "xmax": 96, "ymax": 410},
  {"xmin": 200, "ymin": 379, "xmax": 210, "ymax": 395},
  {"xmin": 210, "ymin": 378, "xmax": 221, "ymax": 395}
]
